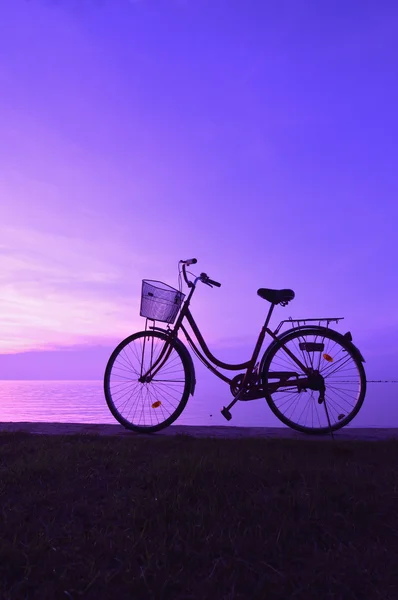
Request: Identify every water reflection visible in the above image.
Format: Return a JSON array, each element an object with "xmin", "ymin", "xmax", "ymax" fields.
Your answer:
[{"xmin": 0, "ymin": 380, "xmax": 395, "ymax": 428}]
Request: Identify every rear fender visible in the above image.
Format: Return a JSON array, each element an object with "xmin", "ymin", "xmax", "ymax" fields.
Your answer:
[
  {"xmin": 342, "ymin": 331, "xmax": 366, "ymax": 362},
  {"xmin": 149, "ymin": 326, "xmax": 196, "ymax": 395},
  {"xmin": 260, "ymin": 325, "xmax": 365, "ymax": 374}
]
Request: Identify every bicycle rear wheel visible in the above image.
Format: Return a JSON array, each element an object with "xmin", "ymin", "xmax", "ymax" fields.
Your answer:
[
  {"xmin": 104, "ymin": 331, "xmax": 191, "ymax": 433},
  {"xmin": 261, "ymin": 327, "xmax": 366, "ymax": 434}
]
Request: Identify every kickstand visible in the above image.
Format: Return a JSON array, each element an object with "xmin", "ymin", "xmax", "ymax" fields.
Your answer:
[{"xmin": 322, "ymin": 395, "xmax": 335, "ymax": 442}]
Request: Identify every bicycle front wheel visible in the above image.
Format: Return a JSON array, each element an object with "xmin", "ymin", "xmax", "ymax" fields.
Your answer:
[
  {"xmin": 104, "ymin": 331, "xmax": 192, "ymax": 433},
  {"xmin": 262, "ymin": 327, "xmax": 366, "ymax": 434}
]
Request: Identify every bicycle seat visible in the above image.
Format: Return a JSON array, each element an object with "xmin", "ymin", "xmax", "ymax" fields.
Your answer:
[{"xmin": 257, "ymin": 288, "xmax": 295, "ymax": 305}]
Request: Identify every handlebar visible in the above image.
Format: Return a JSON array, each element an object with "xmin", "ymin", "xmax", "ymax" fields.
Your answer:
[
  {"xmin": 180, "ymin": 259, "xmax": 194, "ymax": 287},
  {"xmin": 179, "ymin": 259, "xmax": 221, "ymax": 289},
  {"xmin": 200, "ymin": 272, "xmax": 221, "ymax": 288}
]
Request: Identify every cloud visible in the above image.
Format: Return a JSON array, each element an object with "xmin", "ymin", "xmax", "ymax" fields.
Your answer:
[{"xmin": 0, "ymin": 225, "xmax": 144, "ymax": 353}]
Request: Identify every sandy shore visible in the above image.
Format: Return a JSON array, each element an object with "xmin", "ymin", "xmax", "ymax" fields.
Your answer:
[{"xmin": 0, "ymin": 421, "xmax": 397, "ymax": 441}]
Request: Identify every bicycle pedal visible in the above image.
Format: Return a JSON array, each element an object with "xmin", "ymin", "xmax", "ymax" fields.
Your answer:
[{"xmin": 221, "ymin": 407, "xmax": 232, "ymax": 421}]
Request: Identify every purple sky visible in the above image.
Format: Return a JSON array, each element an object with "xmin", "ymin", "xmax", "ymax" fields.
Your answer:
[{"xmin": 1, "ymin": 0, "xmax": 397, "ymax": 386}]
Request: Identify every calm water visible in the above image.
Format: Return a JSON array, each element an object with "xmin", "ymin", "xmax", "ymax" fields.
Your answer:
[{"xmin": 0, "ymin": 378, "xmax": 396, "ymax": 428}]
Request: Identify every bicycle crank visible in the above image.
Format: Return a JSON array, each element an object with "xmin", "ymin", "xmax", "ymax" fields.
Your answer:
[{"xmin": 221, "ymin": 384, "xmax": 249, "ymax": 421}]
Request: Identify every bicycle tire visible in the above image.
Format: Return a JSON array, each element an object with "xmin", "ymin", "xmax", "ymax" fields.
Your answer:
[
  {"xmin": 104, "ymin": 330, "xmax": 192, "ymax": 433},
  {"xmin": 261, "ymin": 327, "xmax": 366, "ymax": 434}
]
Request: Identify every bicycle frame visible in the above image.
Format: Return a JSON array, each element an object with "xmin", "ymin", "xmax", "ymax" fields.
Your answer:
[
  {"xmin": 142, "ymin": 278, "xmax": 318, "ymax": 397},
  {"xmin": 178, "ymin": 303, "xmax": 273, "ymax": 384}
]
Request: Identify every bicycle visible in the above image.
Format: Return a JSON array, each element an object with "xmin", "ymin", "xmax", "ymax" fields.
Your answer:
[{"xmin": 104, "ymin": 258, "xmax": 366, "ymax": 434}]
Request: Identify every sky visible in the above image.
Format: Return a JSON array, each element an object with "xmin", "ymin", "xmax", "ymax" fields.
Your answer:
[{"xmin": 0, "ymin": 0, "xmax": 397, "ymax": 390}]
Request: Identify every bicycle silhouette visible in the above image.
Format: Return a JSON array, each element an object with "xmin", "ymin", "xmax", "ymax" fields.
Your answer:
[{"xmin": 104, "ymin": 259, "xmax": 366, "ymax": 434}]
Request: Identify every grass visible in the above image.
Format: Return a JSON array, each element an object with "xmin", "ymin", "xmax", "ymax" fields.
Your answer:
[{"xmin": 1, "ymin": 433, "xmax": 398, "ymax": 599}]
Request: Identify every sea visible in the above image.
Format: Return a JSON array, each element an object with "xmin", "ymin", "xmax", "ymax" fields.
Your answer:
[{"xmin": 0, "ymin": 379, "xmax": 397, "ymax": 428}]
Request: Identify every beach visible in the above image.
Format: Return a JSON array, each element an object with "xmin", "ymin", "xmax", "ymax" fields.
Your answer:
[{"xmin": 1, "ymin": 421, "xmax": 398, "ymax": 440}]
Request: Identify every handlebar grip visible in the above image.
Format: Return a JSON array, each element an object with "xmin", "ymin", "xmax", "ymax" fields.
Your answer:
[
  {"xmin": 181, "ymin": 258, "xmax": 197, "ymax": 266},
  {"xmin": 207, "ymin": 278, "xmax": 221, "ymax": 288}
]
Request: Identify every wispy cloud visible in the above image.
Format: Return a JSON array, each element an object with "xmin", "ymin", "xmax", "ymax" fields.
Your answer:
[{"xmin": 0, "ymin": 225, "xmax": 143, "ymax": 353}]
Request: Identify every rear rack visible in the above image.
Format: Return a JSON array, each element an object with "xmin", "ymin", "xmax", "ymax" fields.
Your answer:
[{"xmin": 274, "ymin": 317, "xmax": 344, "ymax": 335}]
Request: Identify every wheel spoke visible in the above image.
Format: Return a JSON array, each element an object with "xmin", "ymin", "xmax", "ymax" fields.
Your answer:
[
  {"xmin": 263, "ymin": 329, "xmax": 365, "ymax": 433},
  {"xmin": 104, "ymin": 333, "xmax": 188, "ymax": 431}
]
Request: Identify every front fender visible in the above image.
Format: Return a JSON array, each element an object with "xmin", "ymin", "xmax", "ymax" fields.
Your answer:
[
  {"xmin": 260, "ymin": 325, "xmax": 365, "ymax": 374},
  {"xmin": 149, "ymin": 326, "xmax": 196, "ymax": 395}
]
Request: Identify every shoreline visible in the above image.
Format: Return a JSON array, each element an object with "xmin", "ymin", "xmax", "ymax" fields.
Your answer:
[{"xmin": 1, "ymin": 421, "xmax": 398, "ymax": 440}]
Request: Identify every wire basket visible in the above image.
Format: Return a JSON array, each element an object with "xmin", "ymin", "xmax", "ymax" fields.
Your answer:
[{"xmin": 140, "ymin": 280, "xmax": 185, "ymax": 324}]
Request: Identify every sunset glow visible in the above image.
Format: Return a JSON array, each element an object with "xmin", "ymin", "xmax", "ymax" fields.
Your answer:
[{"xmin": 1, "ymin": 0, "xmax": 397, "ymax": 388}]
